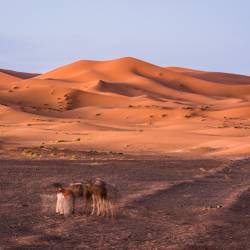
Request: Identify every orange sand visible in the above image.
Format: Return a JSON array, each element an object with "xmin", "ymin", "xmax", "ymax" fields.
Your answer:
[{"xmin": 1, "ymin": 57, "xmax": 250, "ymax": 157}]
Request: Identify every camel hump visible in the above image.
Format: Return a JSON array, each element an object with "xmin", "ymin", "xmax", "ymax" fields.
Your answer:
[{"xmin": 95, "ymin": 178, "xmax": 106, "ymax": 187}]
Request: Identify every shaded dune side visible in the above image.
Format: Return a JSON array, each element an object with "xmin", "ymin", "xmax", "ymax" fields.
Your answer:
[
  {"xmin": 0, "ymin": 69, "xmax": 39, "ymax": 91},
  {"xmin": 168, "ymin": 67, "xmax": 250, "ymax": 85},
  {"xmin": 0, "ymin": 77, "xmax": 130, "ymax": 115},
  {"xmin": 0, "ymin": 68, "xmax": 39, "ymax": 79}
]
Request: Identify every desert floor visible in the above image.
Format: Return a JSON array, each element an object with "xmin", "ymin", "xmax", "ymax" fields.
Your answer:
[{"xmin": 1, "ymin": 155, "xmax": 250, "ymax": 250}]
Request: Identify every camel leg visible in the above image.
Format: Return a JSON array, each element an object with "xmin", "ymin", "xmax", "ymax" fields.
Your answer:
[
  {"xmin": 84, "ymin": 198, "xmax": 91, "ymax": 214},
  {"xmin": 97, "ymin": 197, "xmax": 101, "ymax": 216},
  {"xmin": 109, "ymin": 202, "xmax": 116, "ymax": 218},
  {"xmin": 102, "ymin": 199, "xmax": 107, "ymax": 217},
  {"xmin": 102, "ymin": 199, "xmax": 107, "ymax": 216},
  {"xmin": 91, "ymin": 195, "xmax": 97, "ymax": 215},
  {"xmin": 101, "ymin": 199, "xmax": 106, "ymax": 216}
]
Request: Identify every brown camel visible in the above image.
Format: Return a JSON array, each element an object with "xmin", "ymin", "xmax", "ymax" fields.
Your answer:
[{"xmin": 84, "ymin": 178, "xmax": 116, "ymax": 217}]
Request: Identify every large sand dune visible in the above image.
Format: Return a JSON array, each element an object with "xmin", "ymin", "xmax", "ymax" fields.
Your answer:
[{"xmin": 1, "ymin": 57, "xmax": 250, "ymax": 157}]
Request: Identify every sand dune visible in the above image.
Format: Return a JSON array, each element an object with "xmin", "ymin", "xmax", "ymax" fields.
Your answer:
[
  {"xmin": 39, "ymin": 57, "xmax": 250, "ymax": 99},
  {"xmin": 168, "ymin": 67, "xmax": 250, "ymax": 85},
  {"xmin": 0, "ymin": 71, "xmax": 21, "ymax": 84},
  {"xmin": 1, "ymin": 57, "xmax": 250, "ymax": 157},
  {"xmin": 0, "ymin": 68, "xmax": 39, "ymax": 79}
]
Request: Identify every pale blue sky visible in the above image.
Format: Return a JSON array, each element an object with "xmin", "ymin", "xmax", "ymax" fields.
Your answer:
[{"xmin": 0, "ymin": 0, "xmax": 249, "ymax": 74}]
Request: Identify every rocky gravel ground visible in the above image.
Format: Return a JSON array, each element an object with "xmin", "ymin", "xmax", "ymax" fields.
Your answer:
[{"xmin": 0, "ymin": 156, "xmax": 250, "ymax": 249}]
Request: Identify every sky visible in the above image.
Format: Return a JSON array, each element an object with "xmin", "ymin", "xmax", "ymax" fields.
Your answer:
[{"xmin": 0, "ymin": 0, "xmax": 250, "ymax": 75}]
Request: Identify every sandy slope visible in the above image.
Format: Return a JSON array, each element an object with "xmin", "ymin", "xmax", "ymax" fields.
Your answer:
[{"xmin": 1, "ymin": 57, "xmax": 250, "ymax": 157}]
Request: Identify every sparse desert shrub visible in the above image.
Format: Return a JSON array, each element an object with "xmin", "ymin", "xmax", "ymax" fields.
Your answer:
[
  {"xmin": 70, "ymin": 155, "xmax": 77, "ymax": 160},
  {"xmin": 182, "ymin": 106, "xmax": 193, "ymax": 110},
  {"xmin": 185, "ymin": 112, "xmax": 197, "ymax": 118},
  {"xmin": 109, "ymin": 151, "xmax": 123, "ymax": 155},
  {"xmin": 23, "ymin": 149, "xmax": 33, "ymax": 155},
  {"xmin": 31, "ymin": 152, "xmax": 39, "ymax": 158},
  {"xmin": 22, "ymin": 148, "xmax": 39, "ymax": 158},
  {"xmin": 57, "ymin": 140, "xmax": 67, "ymax": 143},
  {"xmin": 87, "ymin": 150, "xmax": 99, "ymax": 155}
]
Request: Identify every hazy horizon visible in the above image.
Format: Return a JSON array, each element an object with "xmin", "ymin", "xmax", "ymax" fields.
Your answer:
[{"xmin": 1, "ymin": 0, "xmax": 250, "ymax": 75}]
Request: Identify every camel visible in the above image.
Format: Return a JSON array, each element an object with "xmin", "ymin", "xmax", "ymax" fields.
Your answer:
[{"xmin": 84, "ymin": 178, "xmax": 116, "ymax": 217}]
